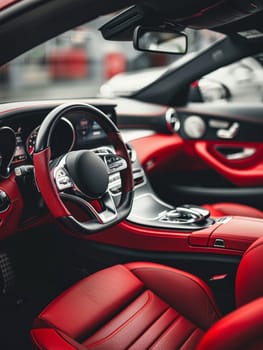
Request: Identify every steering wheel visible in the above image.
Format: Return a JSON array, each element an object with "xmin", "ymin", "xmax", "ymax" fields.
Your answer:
[{"xmin": 33, "ymin": 103, "xmax": 134, "ymax": 234}]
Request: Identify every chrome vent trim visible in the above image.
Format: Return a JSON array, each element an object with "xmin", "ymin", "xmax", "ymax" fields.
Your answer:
[{"xmin": 165, "ymin": 108, "xmax": 180, "ymax": 133}]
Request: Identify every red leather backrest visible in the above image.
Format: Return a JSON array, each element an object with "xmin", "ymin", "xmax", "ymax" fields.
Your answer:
[
  {"xmin": 235, "ymin": 235, "xmax": 263, "ymax": 308},
  {"xmin": 126, "ymin": 262, "xmax": 221, "ymax": 330},
  {"xmin": 196, "ymin": 297, "xmax": 263, "ymax": 350}
]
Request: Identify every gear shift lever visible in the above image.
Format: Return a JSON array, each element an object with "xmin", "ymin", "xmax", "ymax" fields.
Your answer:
[{"xmin": 162, "ymin": 204, "xmax": 210, "ymax": 224}]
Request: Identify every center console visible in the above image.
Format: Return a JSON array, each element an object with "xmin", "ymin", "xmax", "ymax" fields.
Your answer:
[
  {"xmin": 124, "ymin": 145, "xmax": 214, "ymax": 230},
  {"xmin": 128, "ymin": 194, "xmax": 214, "ymax": 230},
  {"xmin": 116, "ymin": 144, "xmax": 263, "ymax": 254}
]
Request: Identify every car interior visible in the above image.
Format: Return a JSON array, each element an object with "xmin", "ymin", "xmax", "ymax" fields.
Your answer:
[{"xmin": 0, "ymin": 0, "xmax": 263, "ymax": 349}]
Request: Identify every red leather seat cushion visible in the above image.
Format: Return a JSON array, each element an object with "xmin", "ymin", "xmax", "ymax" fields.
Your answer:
[
  {"xmin": 202, "ymin": 202, "xmax": 263, "ymax": 219},
  {"xmin": 32, "ymin": 262, "xmax": 220, "ymax": 350}
]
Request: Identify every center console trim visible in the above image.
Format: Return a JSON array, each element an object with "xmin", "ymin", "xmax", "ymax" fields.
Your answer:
[{"xmin": 127, "ymin": 192, "xmax": 214, "ymax": 230}]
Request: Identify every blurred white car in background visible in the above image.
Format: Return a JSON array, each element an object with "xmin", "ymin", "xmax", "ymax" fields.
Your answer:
[{"xmin": 100, "ymin": 55, "xmax": 263, "ymax": 103}]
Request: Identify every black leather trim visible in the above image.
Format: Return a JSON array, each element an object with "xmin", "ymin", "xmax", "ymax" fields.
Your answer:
[{"xmin": 35, "ymin": 103, "xmax": 119, "ymax": 152}]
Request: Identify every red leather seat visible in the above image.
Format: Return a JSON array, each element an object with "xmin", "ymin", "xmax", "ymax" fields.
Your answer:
[
  {"xmin": 31, "ymin": 235, "xmax": 263, "ymax": 349},
  {"xmin": 197, "ymin": 297, "xmax": 263, "ymax": 350},
  {"xmin": 202, "ymin": 202, "xmax": 263, "ymax": 219}
]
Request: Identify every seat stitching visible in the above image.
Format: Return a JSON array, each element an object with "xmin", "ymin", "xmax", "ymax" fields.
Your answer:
[
  {"xmin": 56, "ymin": 329, "xmax": 88, "ymax": 349},
  {"xmin": 127, "ymin": 306, "xmax": 179, "ymax": 349},
  {"xmin": 31, "ymin": 329, "xmax": 81, "ymax": 350},
  {"xmin": 38, "ymin": 265, "xmax": 141, "ymax": 320},
  {"xmin": 129, "ymin": 266, "xmax": 221, "ymax": 321},
  {"xmin": 148, "ymin": 315, "xmax": 196, "ymax": 349},
  {"xmin": 35, "ymin": 317, "xmax": 89, "ymax": 349},
  {"xmin": 38, "ymin": 291, "xmax": 148, "ymax": 345},
  {"xmin": 177, "ymin": 327, "xmax": 202, "ymax": 350},
  {"xmin": 85, "ymin": 291, "xmax": 164, "ymax": 348},
  {"xmin": 78, "ymin": 287, "xmax": 146, "ymax": 342}
]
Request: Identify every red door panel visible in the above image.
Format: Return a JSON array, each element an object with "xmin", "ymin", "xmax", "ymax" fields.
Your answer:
[
  {"xmin": 130, "ymin": 134, "xmax": 184, "ymax": 173},
  {"xmin": 194, "ymin": 141, "xmax": 263, "ymax": 186}
]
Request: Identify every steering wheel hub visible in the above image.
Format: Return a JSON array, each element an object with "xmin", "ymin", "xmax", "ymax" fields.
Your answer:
[{"xmin": 66, "ymin": 150, "xmax": 109, "ymax": 198}]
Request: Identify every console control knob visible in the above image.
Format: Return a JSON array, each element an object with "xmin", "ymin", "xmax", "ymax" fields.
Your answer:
[
  {"xmin": 181, "ymin": 204, "xmax": 210, "ymax": 219},
  {"xmin": 176, "ymin": 207, "xmax": 204, "ymax": 222},
  {"xmin": 166, "ymin": 210, "xmax": 181, "ymax": 219},
  {"xmin": 162, "ymin": 205, "xmax": 210, "ymax": 225}
]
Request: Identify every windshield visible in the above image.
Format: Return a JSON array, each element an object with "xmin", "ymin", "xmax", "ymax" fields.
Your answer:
[{"xmin": 0, "ymin": 16, "xmax": 222, "ymax": 102}]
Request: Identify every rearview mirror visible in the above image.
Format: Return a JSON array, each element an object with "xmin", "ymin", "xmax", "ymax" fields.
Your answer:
[{"xmin": 134, "ymin": 26, "xmax": 188, "ymax": 54}]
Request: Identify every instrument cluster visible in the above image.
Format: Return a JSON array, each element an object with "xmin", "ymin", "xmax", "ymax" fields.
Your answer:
[
  {"xmin": 0, "ymin": 106, "xmax": 117, "ymax": 177},
  {"xmin": 25, "ymin": 117, "xmax": 75, "ymax": 159}
]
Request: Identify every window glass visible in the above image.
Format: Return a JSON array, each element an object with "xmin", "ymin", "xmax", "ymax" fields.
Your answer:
[{"xmin": 0, "ymin": 17, "xmax": 223, "ymax": 102}]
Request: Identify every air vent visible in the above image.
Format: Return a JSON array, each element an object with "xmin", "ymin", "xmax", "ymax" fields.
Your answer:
[
  {"xmin": 165, "ymin": 108, "xmax": 180, "ymax": 133},
  {"xmin": 0, "ymin": 190, "xmax": 10, "ymax": 213},
  {"xmin": 109, "ymin": 167, "xmax": 145, "ymax": 195},
  {"xmin": 126, "ymin": 143, "xmax": 137, "ymax": 163}
]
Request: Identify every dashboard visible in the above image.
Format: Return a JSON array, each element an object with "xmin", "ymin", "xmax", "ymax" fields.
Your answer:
[
  {"xmin": 2, "ymin": 97, "xmax": 263, "ymax": 241},
  {"xmin": 0, "ymin": 96, "xmax": 263, "ymax": 258},
  {"xmin": 0, "ymin": 99, "xmax": 151, "ymax": 238},
  {"xmin": 0, "ymin": 103, "xmax": 117, "ymax": 177}
]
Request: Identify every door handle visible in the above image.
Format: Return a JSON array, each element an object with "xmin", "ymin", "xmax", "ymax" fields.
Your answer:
[{"xmin": 216, "ymin": 146, "xmax": 255, "ymax": 160}]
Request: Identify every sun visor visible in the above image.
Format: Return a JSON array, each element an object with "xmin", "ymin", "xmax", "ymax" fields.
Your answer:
[
  {"xmin": 99, "ymin": 5, "xmax": 161, "ymax": 41},
  {"xmin": 178, "ymin": 0, "xmax": 263, "ymax": 29}
]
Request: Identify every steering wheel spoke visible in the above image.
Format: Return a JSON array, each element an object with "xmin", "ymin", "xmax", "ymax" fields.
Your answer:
[
  {"xmin": 98, "ymin": 191, "xmax": 118, "ymax": 223},
  {"xmin": 60, "ymin": 190, "xmax": 117, "ymax": 224}
]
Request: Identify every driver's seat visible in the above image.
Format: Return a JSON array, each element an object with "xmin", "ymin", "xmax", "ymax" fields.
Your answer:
[{"xmin": 31, "ymin": 235, "xmax": 263, "ymax": 350}]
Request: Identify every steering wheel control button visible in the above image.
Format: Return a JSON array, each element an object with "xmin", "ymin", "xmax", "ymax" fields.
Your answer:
[
  {"xmin": 57, "ymin": 176, "xmax": 73, "ymax": 190},
  {"xmin": 56, "ymin": 169, "xmax": 67, "ymax": 177},
  {"xmin": 104, "ymin": 154, "xmax": 127, "ymax": 174},
  {"xmin": 66, "ymin": 150, "xmax": 109, "ymax": 198},
  {"xmin": 54, "ymin": 167, "xmax": 73, "ymax": 191},
  {"xmin": 0, "ymin": 190, "xmax": 10, "ymax": 213}
]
